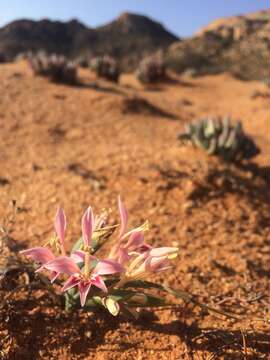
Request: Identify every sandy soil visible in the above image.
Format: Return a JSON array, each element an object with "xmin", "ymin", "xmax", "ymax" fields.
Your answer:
[{"xmin": 0, "ymin": 61, "xmax": 270, "ymax": 359}]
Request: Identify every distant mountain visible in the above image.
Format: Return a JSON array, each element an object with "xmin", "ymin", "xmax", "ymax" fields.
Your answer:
[
  {"xmin": 0, "ymin": 12, "xmax": 178, "ymax": 70},
  {"xmin": 166, "ymin": 9, "xmax": 270, "ymax": 80}
]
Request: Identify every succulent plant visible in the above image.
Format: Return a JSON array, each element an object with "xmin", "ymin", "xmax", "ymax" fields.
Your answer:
[
  {"xmin": 75, "ymin": 55, "xmax": 90, "ymax": 68},
  {"xmin": 136, "ymin": 56, "xmax": 166, "ymax": 84},
  {"xmin": 29, "ymin": 52, "xmax": 77, "ymax": 84},
  {"xmin": 178, "ymin": 116, "xmax": 260, "ymax": 162},
  {"xmin": 15, "ymin": 51, "xmax": 33, "ymax": 62},
  {"xmin": 90, "ymin": 55, "xmax": 120, "ymax": 82}
]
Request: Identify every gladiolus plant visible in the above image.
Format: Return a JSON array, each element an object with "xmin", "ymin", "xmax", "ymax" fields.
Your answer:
[{"xmin": 21, "ymin": 197, "xmax": 234, "ymax": 319}]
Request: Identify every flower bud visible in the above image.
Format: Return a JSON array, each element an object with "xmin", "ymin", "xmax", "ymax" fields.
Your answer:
[{"xmin": 102, "ymin": 297, "xmax": 120, "ymax": 316}]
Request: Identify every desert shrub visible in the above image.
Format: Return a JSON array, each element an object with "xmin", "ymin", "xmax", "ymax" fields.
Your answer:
[
  {"xmin": 178, "ymin": 116, "xmax": 260, "ymax": 162},
  {"xmin": 136, "ymin": 56, "xmax": 166, "ymax": 84},
  {"xmin": 90, "ymin": 55, "xmax": 120, "ymax": 82},
  {"xmin": 28, "ymin": 52, "xmax": 77, "ymax": 84}
]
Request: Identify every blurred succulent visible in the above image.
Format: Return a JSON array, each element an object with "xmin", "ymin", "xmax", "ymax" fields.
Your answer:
[
  {"xmin": 136, "ymin": 56, "xmax": 166, "ymax": 84},
  {"xmin": 262, "ymin": 77, "xmax": 270, "ymax": 87},
  {"xmin": 90, "ymin": 55, "xmax": 120, "ymax": 82},
  {"xmin": 178, "ymin": 116, "xmax": 260, "ymax": 162},
  {"xmin": 76, "ymin": 55, "xmax": 90, "ymax": 68},
  {"xmin": 15, "ymin": 51, "xmax": 33, "ymax": 62},
  {"xmin": 29, "ymin": 52, "xmax": 77, "ymax": 84}
]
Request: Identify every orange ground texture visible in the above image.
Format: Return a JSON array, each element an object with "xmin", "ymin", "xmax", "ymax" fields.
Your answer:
[{"xmin": 0, "ymin": 61, "xmax": 270, "ymax": 359}]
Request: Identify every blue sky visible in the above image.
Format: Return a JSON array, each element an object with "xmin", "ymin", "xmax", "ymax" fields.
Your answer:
[{"xmin": 1, "ymin": 0, "xmax": 270, "ymax": 37}]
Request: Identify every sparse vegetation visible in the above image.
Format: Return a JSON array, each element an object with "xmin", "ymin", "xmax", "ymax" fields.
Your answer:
[
  {"xmin": 178, "ymin": 116, "xmax": 260, "ymax": 162},
  {"xmin": 1, "ymin": 9, "xmax": 270, "ymax": 358},
  {"xmin": 136, "ymin": 56, "xmax": 166, "ymax": 84},
  {"xmin": 28, "ymin": 52, "xmax": 77, "ymax": 84},
  {"xmin": 90, "ymin": 55, "xmax": 120, "ymax": 82}
]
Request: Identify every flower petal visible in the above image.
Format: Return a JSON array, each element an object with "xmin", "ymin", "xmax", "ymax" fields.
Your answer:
[
  {"xmin": 145, "ymin": 256, "xmax": 170, "ymax": 272},
  {"xmin": 118, "ymin": 248, "xmax": 130, "ymax": 265},
  {"xmin": 54, "ymin": 207, "xmax": 66, "ymax": 245},
  {"xmin": 62, "ymin": 275, "xmax": 81, "ymax": 292},
  {"xmin": 20, "ymin": 247, "xmax": 55, "ymax": 264},
  {"xmin": 78, "ymin": 281, "xmax": 92, "ymax": 306},
  {"xmin": 125, "ymin": 231, "xmax": 144, "ymax": 251},
  {"xmin": 91, "ymin": 275, "xmax": 107, "ymax": 292},
  {"xmin": 94, "ymin": 259, "xmax": 124, "ymax": 275},
  {"xmin": 81, "ymin": 206, "xmax": 94, "ymax": 247},
  {"xmin": 70, "ymin": 250, "xmax": 97, "ymax": 264},
  {"xmin": 70, "ymin": 250, "xmax": 85, "ymax": 263},
  {"xmin": 45, "ymin": 256, "xmax": 80, "ymax": 275},
  {"xmin": 118, "ymin": 195, "xmax": 128, "ymax": 238},
  {"xmin": 137, "ymin": 244, "xmax": 152, "ymax": 253}
]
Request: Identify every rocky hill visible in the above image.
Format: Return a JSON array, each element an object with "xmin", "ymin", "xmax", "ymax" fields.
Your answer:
[
  {"xmin": 0, "ymin": 12, "xmax": 178, "ymax": 70},
  {"xmin": 166, "ymin": 9, "xmax": 270, "ymax": 80}
]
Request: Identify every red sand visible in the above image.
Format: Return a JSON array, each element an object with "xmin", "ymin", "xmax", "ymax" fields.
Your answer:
[{"xmin": 0, "ymin": 62, "xmax": 270, "ymax": 359}]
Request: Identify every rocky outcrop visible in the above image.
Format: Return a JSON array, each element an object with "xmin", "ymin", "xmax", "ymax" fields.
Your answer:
[{"xmin": 166, "ymin": 10, "xmax": 270, "ymax": 80}]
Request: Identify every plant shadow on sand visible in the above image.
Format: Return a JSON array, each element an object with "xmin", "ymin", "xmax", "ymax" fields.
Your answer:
[
  {"xmin": 120, "ymin": 96, "xmax": 178, "ymax": 120},
  {"xmin": 62, "ymin": 78, "xmax": 125, "ymax": 96},
  {"xmin": 186, "ymin": 162, "xmax": 270, "ymax": 227},
  {"xmin": 136, "ymin": 316, "xmax": 270, "ymax": 358},
  {"xmin": 156, "ymin": 158, "xmax": 270, "ymax": 284},
  {"xmin": 2, "ymin": 295, "xmax": 270, "ymax": 359}
]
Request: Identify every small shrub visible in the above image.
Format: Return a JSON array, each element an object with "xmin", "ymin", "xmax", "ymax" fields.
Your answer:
[
  {"xmin": 90, "ymin": 55, "xmax": 120, "ymax": 82},
  {"xmin": 28, "ymin": 52, "xmax": 77, "ymax": 84},
  {"xmin": 136, "ymin": 56, "xmax": 166, "ymax": 84},
  {"xmin": 178, "ymin": 116, "xmax": 260, "ymax": 162}
]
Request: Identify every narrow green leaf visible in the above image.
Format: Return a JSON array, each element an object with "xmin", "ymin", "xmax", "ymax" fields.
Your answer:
[{"xmin": 124, "ymin": 280, "xmax": 240, "ymax": 319}]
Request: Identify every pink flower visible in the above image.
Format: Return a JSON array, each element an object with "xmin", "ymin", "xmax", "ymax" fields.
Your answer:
[
  {"xmin": 118, "ymin": 195, "xmax": 128, "ymax": 239},
  {"xmin": 20, "ymin": 247, "xmax": 59, "ymax": 281},
  {"xmin": 109, "ymin": 197, "xmax": 150, "ymax": 264},
  {"xmin": 39, "ymin": 205, "xmax": 124, "ymax": 306},
  {"xmin": 54, "ymin": 207, "xmax": 66, "ymax": 255},
  {"xmin": 81, "ymin": 206, "xmax": 94, "ymax": 248},
  {"xmin": 45, "ymin": 256, "xmax": 124, "ymax": 306},
  {"xmin": 120, "ymin": 246, "xmax": 178, "ymax": 283},
  {"xmin": 20, "ymin": 208, "xmax": 67, "ymax": 282},
  {"xmin": 117, "ymin": 231, "xmax": 152, "ymax": 265}
]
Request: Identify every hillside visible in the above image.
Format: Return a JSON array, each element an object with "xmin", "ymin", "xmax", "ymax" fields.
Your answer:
[
  {"xmin": 166, "ymin": 9, "xmax": 270, "ymax": 80},
  {"xmin": 0, "ymin": 13, "xmax": 178, "ymax": 70}
]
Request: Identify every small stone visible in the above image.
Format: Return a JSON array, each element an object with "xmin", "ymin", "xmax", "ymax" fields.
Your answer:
[{"xmin": 182, "ymin": 200, "xmax": 194, "ymax": 212}]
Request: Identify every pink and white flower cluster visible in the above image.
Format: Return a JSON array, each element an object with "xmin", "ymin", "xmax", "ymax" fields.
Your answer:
[{"xmin": 21, "ymin": 197, "xmax": 178, "ymax": 310}]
